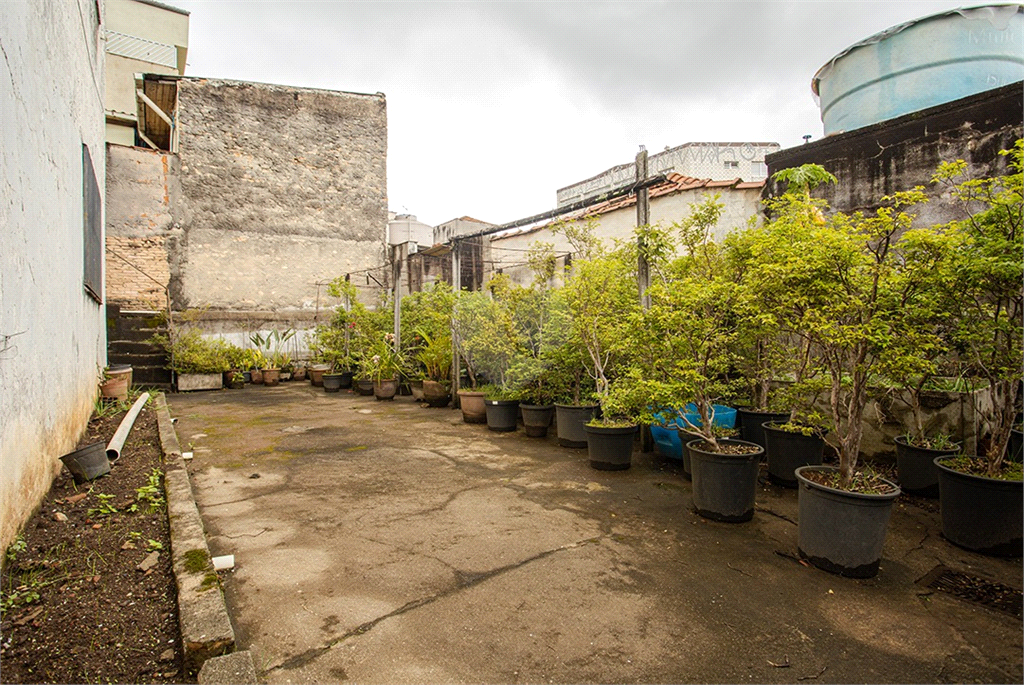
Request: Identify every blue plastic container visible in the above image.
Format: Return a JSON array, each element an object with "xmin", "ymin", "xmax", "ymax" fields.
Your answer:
[
  {"xmin": 650, "ymin": 404, "xmax": 737, "ymax": 460},
  {"xmin": 813, "ymin": 5, "xmax": 1024, "ymax": 135}
]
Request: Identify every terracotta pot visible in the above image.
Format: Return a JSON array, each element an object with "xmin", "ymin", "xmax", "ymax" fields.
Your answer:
[
  {"xmin": 374, "ymin": 379, "xmax": 399, "ymax": 400},
  {"xmin": 262, "ymin": 368, "xmax": 281, "ymax": 386},
  {"xmin": 422, "ymin": 380, "xmax": 451, "ymax": 408},
  {"xmin": 458, "ymin": 390, "xmax": 486, "ymax": 423},
  {"xmin": 99, "ymin": 376, "xmax": 128, "ymax": 402}
]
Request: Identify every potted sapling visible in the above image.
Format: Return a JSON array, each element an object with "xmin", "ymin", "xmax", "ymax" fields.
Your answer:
[{"xmin": 930, "ymin": 142, "xmax": 1023, "ymax": 556}]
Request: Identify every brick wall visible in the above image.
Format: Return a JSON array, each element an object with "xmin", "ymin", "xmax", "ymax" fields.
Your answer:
[{"xmin": 106, "ymin": 235, "xmax": 169, "ymax": 310}]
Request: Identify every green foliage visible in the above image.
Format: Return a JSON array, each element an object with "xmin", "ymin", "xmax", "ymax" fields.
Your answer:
[
  {"xmin": 5, "ymin": 535, "xmax": 26, "ymax": 566},
  {"xmin": 359, "ymin": 333, "xmax": 407, "ymax": 381},
  {"xmin": 250, "ymin": 329, "xmax": 295, "ymax": 369},
  {"xmin": 312, "ymin": 276, "xmax": 393, "ymax": 372},
  {"xmin": 153, "ymin": 328, "xmax": 231, "ymax": 374},
  {"xmin": 772, "ymin": 164, "xmax": 837, "ymax": 199},
  {"xmin": 135, "ymin": 469, "xmax": 165, "ymax": 514},
  {"xmin": 931, "ymin": 139, "xmax": 1023, "ymax": 474},
  {"xmin": 87, "ymin": 492, "xmax": 118, "ymax": 519},
  {"xmin": 612, "ymin": 196, "xmax": 739, "ymax": 446},
  {"xmin": 414, "ymin": 327, "xmax": 452, "ymax": 383}
]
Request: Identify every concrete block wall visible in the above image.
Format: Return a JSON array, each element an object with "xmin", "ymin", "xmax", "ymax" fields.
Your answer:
[
  {"xmin": 1, "ymin": 0, "xmax": 107, "ymax": 551},
  {"xmin": 173, "ymin": 78, "xmax": 388, "ymax": 314}
]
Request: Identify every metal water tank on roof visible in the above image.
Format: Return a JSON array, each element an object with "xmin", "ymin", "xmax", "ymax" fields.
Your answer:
[{"xmin": 812, "ymin": 4, "xmax": 1024, "ymax": 135}]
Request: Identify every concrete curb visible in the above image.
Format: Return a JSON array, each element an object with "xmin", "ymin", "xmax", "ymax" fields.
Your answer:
[
  {"xmin": 198, "ymin": 650, "xmax": 257, "ymax": 684},
  {"xmin": 155, "ymin": 393, "xmax": 240, "ymax": 675}
]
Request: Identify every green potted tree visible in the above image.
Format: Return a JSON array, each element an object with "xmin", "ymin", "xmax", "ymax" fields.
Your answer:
[
  {"xmin": 930, "ymin": 141, "xmax": 1023, "ymax": 557},
  {"xmin": 757, "ymin": 168, "xmax": 928, "ymax": 577},
  {"xmin": 364, "ymin": 333, "xmax": 405, "ymax": 401},
  {"xmin": 563, "ymin": 233, "xmax": 640, "ymax": 468},
  {"xmin": 452, "ymin": 290, "xmax": 493, "ymax": 423},
  {"xmin": 623, "ymin": 199, "xmax": 762, "ymax": 519},
  {"xmin": 415, "ymin": 328, "xmax": 453, "ymax": 407}
]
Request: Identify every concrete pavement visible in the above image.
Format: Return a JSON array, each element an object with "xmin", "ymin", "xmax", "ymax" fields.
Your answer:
[{"xmin": 168, "ymin": 382, "xmax": 1022, "ymax": 684}]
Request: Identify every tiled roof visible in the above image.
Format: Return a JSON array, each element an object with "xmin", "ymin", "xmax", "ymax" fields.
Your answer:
[{"xmin": 494, "ymin": 174, "xmax": 765, "ymax": 242}]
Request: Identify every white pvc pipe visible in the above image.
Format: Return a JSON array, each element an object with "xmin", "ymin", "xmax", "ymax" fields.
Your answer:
[{"xmin": 106, "ymin": 392, "xmax": 151, "ymax": 461}]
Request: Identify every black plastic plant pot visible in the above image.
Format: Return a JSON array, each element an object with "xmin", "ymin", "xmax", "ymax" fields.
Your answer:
[
  {"xmin": 795, "ymin": 466, "xmax": 900, "ymax": 578},
  {"xmin": 763, "ymin": 423, "xmax": 825, "ymax": 488},
  {"xmin": 894, "ymin": 436, "xmax": 959, "ymax": 498},
  {"xmin": 521, "ymin": 404, "xmax": 555, "ymax": 438},
  {"xmin": 736, "ymin": 409, "xmax": 790, "ymax": 451},
  {"xmin": 935, "ymin": 456, "xmax": 1023, "ymax": 557},
  {"xmin": 485, "ymin": 399, "xmax": 519, "ymax": 432},
  {"xmin": 60, "ymin": 442, "xmax": 110, "ymax": 485},
  {"xmin": 322, "ymin": 373, "xmax": 344, "ymax": 393},
  {"xmin": 337, "ymin": 370, "xmax": 354, "ymax": 389},
  {"xmin": 1009, "ymin": 428, "xmax": 1023, "ymax": 463},
  {"xmin": 356, "ymin": 379, "xmax": 374, "ymax": 396},
  {"xmin": 584, "ymin": 424, "xmax": 637, "ymax": 470},
  {"xmin": 679, "ymin": 429, "xmax": 703, "ymax": 481},
  {"xmin": 555, "ymin": 404, "xmax": 598, "ymax": 448},
  {"xmin": 687, "ymin": 438, "xmax": 763, "ymax": 522}
]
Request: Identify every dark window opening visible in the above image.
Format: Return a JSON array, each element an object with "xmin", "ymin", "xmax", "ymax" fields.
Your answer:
[{"xmin": 83, "ymin": 144, "xmax": 103, "ymax": 303}]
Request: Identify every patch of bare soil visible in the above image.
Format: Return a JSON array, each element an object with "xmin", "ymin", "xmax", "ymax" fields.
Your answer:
[{"xmin": 0, "ymin": 397, "xmax": 189, "ymax": 684}]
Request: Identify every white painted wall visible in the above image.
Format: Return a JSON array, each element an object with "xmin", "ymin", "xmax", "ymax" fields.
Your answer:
[
  {"xmin": 489, "ymin": 186, "xmax": 763, "ymax": 286},
  {"xmin": 0, "ymin": 0, "xmax": 108, "ymax": 551}
]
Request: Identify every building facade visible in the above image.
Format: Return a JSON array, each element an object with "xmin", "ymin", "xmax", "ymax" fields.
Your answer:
[
  {"xmin": 492, "ymin": 175, "xmax": 764, "ymax": 286},
  {"xmin": 104, "ymin": 0, "xmax": 189, "ymax": 146},
  {"xmin": 556, "ymin": 142, "xmax": 779, "ymax": 208},
  {"xmin": 105, "ymin": 77, "xmax": 389, "ymax": 344}
]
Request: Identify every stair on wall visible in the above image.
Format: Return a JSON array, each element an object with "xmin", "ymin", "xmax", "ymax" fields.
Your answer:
[{"xmin": 106, "ymin": 304, "xmax": 172, "ymax": 389}]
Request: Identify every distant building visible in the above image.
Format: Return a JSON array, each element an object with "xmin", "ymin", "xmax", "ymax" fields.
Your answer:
[
  {"xmin": 492, "ymin": 174, "xmax": 764, "ymax": 287},
  {"xmin": 556, "ymin": 142, "xmax": 780, "ymax": 208},
  {"xmin": 104, "ymin": 0, "xmax": 189, "ymax": 147}
]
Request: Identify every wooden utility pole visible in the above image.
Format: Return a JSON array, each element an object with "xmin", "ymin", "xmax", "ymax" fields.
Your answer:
[
  {"xmin": 392, "ymin": 244, "xmax": 402, "ymax": 353},
  {"xmin": 636, "ymin": 146, "xmax": 653, "ymax": 452},
  {"xmin": 636, "ymin": 146, "xmax": 651, "ymax": 310},
  {"xmin": 451, "ymin": 242, "xmax": 462, "ymax": 407}
]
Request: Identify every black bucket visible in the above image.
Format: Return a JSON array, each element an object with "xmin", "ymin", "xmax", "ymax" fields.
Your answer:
[{"xmin": 60, "ymin": 442, "xmax": 110, "ymax": 484}]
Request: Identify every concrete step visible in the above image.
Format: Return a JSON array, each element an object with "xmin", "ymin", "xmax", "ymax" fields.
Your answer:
[
  {"xmin": 131, "ymin": 365, "xmax": 173, "ymax": 386},
  {"xmin": 109, "ymin": 340, "xmax": 165, "ymax": 356}
]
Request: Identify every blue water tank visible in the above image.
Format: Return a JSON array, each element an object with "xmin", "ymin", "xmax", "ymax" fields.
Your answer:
[{"xmin": 813, "ymin": 4, "xmax": 1024, "ymax": 135}]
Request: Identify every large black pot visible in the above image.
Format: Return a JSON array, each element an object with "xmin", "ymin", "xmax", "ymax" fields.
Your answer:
[
  {"xmin": 894, "ymin": 436, "xmax": 959, "ymax": 498},
  {"xmin": 763, "ymin": 422, "xmax": 825, "ymax": 488},
  {"xmin": 935, "ymin": 456, "xmax": 1023, "ymax": 557},
  {"xmin": 584, "ymin": 424, "xmax": 637, "ymax": 470},
  {"xmin": 736, "ymin": 409, "xmax": 790, "ymax": 450},
  {"xmin": 1009, "ymin": 428, "xmax": 1023, "ymax": 463},
  {"xmin": 555, "ymin": 404, "xmax": 598, "ymax": 448},
  {"xmin": 355, "ymin": 379, "xmax": 374, "ymax": 396},
  {"xmin": 687, "ymin": 438, "xmax": 763, "ymax": 522},
  {"xmin": 678, "ymin": 428, "xmax": 701, "ymax": 481},
  {"xmin": 485, "ymin": 399, "xmax": 519, "ymax": 432},
  {"xmin": 521, "ymin": 404, "xmax": 555, "ymax": 438},
  {"xmin": 795, "ymin": 466, "xmax": 901, "ymax": 578},
  {"xmin": 322, "ymin": 373, "xmax": 345, "ymax": 393}
]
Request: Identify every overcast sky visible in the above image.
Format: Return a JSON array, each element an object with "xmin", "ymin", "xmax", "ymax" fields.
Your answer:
[{"xmin": 171, "ymin": 0, "xmax": 964, "ymax": 227}]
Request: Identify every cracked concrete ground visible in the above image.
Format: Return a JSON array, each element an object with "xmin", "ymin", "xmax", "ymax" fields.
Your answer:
[{"xmin": 169, "ymin": 383, "xmax": 1022, "ymax": 684}]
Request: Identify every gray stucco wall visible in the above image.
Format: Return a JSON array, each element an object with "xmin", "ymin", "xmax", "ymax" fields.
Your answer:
[
  {"xmin": 173, "ymin": 78, "xmax": 388, "ymax": 313},
  {"xmin": 1, "ymin": 0, "xmax": 107, "ymax": 550},
  {"xmin": 764, "ymin": 83, "xmax": 1023, "ymax": 228}
]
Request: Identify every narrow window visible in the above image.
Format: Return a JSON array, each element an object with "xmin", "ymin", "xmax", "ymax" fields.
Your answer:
[{"xmin": 83, "ymin": 144, "xmax": 103, "ymax": 303}]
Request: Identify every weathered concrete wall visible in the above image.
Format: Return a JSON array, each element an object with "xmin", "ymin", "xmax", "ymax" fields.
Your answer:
[
  {"xmin": 490, "ymin": 183, "xmax": 763, "ymax": 286},
  {"xmin": 765, "ymin": 83, "xmax": 1023, "ymax": 227},
  {"xmin": 0, "ymin": 0, "xmax": 107, "ymax": 551},
  {"xmin": 173, "ymin": 78, "xmax": 388, "ymax": 314},
  {"xmin": 106, "ymin": 144, "xmax": 180, "ymax": 309}
]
